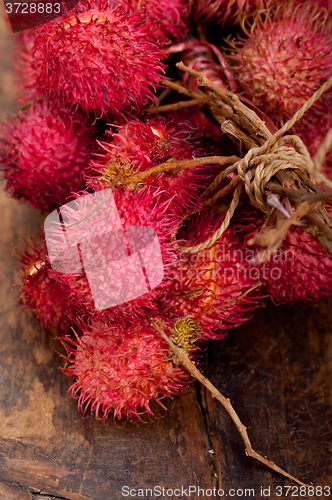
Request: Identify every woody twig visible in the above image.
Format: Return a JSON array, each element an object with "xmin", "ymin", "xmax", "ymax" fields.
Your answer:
[{"xmin": 150, "ymin": 318, "xmax": 308, "ymax": 487}]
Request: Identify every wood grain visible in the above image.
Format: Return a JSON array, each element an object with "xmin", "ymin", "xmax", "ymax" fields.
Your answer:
[{"xmin": 0, "ymin": 8, "xmax": 332, "ymax": 500}]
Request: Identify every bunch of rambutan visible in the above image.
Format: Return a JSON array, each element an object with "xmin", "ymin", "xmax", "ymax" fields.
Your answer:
[{"xmin": 2, "ymin": 0, "xmax": 332, "ymax": 426}]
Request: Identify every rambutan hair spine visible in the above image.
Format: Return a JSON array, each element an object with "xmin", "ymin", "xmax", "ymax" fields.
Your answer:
[
  {"xmin": 58, "ymin": 319, "xmax": 196, "ymax": 422},
  {"xmin": 43, "ymin": 184, "xmax": 184, "ymax": 328},
  {"xmin": 227, "ymin": 0, "xmax": 332, "ymax": 127},
  {"xmin": 88, "ymin": 115, "xmax": 213, "ymax": 213},
  {"xmin": 16, "ymin": 237, "xmax": 80, "ymax": 335},
  {"xmin": 0, "ymin": 99, "xmax": 98, "ymax": 212}
]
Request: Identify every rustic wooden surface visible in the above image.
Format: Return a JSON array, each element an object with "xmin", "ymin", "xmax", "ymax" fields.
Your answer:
[{"xmin": 1, "ymin": 10, "xmax": 332, "ymax": 500}]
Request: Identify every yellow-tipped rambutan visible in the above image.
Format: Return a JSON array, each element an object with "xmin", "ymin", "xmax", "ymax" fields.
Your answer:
[{"xmin": 60, "ymin": 319, "xmax": 194, "ymax": 421}]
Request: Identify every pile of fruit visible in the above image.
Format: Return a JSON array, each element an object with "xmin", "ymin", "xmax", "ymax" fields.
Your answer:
[{"xmin": 1, "ymin": 0, "xmax": 332, "ymax": 425}]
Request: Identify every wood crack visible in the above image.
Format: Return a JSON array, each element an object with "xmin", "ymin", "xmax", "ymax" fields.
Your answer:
[{"xmin": 0, "ymin": 475, "xmax": 71, "ymax": 500}]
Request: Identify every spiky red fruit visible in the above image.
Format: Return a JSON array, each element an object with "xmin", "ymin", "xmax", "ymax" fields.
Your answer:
[
  {"xmin": 17, "ymin": 239, "xmax": 78, "ymax": 334},
  {"xmin": 46, "ymin": 186, "xmax": 181, "ymax": 327},
  {"xmin": 192, "ymin": 0, "xmax": 263, "ymax": 27},
  {"xmin": 30, "ymin": 0, "xmax": 166, "ymax": 119},
  {"xmin": 89, "ymin": 116, "xmax": 211, "ymax": 212},
  {"xmin": 129, "ymin": 0, "xmax": 191, "ymax": 43},
  {"xmin": 291, "ymin": 117, "xmax": 332, "ymax": 181},
  {"xmin": 229, "ymin": 1, "xmax": 332, "ymax": 126},
  {"xmin": 260, "ymin": 221, "xmax": 332, "ymax": 304},
  {"xmin": 60, "ymin": 320, "xmax": 193, "ymax": 421},
  {"xmin": 229, "ymin": 203, "xmax": 332, "ymax": 304},
  {"xmin": 0, "ymin": 100, "xmax": 96, "ymax": 211},
  {"xmin": 159, "ymin": 209, "xmax": 263, "ymax": 339},
  {"xmin": 13, "ymin": 29, "xmax": 44, "ymax": 106},
  {"xmin": 297, "ymin": 0, "xmax": 332, "ymax": 13}
]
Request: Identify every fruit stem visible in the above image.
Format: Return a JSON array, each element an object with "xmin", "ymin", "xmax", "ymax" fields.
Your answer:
[
  {"xmin": 248, "ymin": 201, "xmax": 313, "ymax": 263},
  {"xmin": 151, "ymin": 318, "xmax": 309, "ymax": 487},
  {"xmin": 118, "ymin": 156, "xmax": 239, "ymax": 190},
  {"xmin": 145, "ymin": 95, "xmax": 213, "ymax": 114}
]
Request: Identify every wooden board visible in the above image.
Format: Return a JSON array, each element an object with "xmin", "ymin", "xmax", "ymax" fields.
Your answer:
[{"xmin": 1, "ymin": 10, "xmax": 332, "ymax": 500}]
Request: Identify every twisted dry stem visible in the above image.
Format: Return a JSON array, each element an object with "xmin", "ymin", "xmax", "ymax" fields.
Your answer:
[
  {"xmin": 145, "ymin": 95, "xmax": 213, "ymax": 114},
  {"xmin": 151, "ymin": 318, "xmax": 308, "ymax": 487},
  {"xmin": 173, "ymin": 63, "xmax": 332, "ymax": 255},
  {"xmin": 118, "ymin": 155, "xmax": 240, "ymax": 191},
  {"xmin": 248, "ymin": 201, "xmax": 313, "ymax": 264}
]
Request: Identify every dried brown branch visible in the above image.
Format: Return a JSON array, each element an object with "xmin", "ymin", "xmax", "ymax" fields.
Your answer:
[
  {"xmin": 159, "ymin": 77, "xmax": 202, "ymax": 100},
  {"xmin": 145, "ymin": 96, "xmax": 213, "ymax": 114},
  {"xmin": 205, "ymin": 282, "xmax": 262, "ymax": 313},
  {"xmin": 176, "ymin": 61, "xmax": 271, "ymax": 145},
  {"xmin": 219, "ymin": 118, "xmax": 259, "ymax": 151},
  {"xmin": 157, "ymin": 86, "xmax": 173, "ymax": 104},
  {"xmin": 267, "ymin": 182, "xmax": 332, "ymax": 204},
  {"xmin": 305, "ymin": 211, "xmax": 332, "ymax": 240},
  {"xmin": 275, "ymin": 171, "xmax": 332, "ymax": 251},
  {"xmin": 118, "ymin": 156, "xmax": 239, "ymax": 190},
  {"xmin": 150, "ymin": 318, "xmax": 308, "ymax": 487},
  {"xmin": 248, "ymin": 202, "xmax": 312, "ymax": 263}
]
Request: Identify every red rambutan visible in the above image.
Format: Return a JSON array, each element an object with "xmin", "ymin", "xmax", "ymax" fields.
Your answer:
[
  {"xmin": 291, "ymin": 116, "xmax": 332, "ymax": 181},
  {"xmin": 228, "ymin": 1, "xmax": 332, "ymax": 126},
  {"xmin": 192, "ymin": 0, "xmax": 263, "ymax": 27},
  {"xmin": 228, "ymin": 202, "xmax": 332, "ymax": 305},
  {"xmin": 60, "ymin": 320, "xmax": 194, "ymax": 421},
  {"xmin": 159, "ymin": 208, "xmax": 264, "ymax": 339},
  {"xmin": 30, "ymin": 0, "xmax": 167, "ymax": 119},
  {"xmin": 128, "ymin": 0, "xmax": 191, "ymax": 43},
  {"xmin": 45, "ymin": 185, "xmax": 181, "ymax": 327},
  {"xmin": 12, "ymin": 29, "xmax": 44, "ymax": 106},
  {"xmin": 0, "ymin": 100, "xmax": 96, "ymax": 211},
  {"xmin": 17, "ymin": 238, "xmax": 78, "ymax": 334},
  {"xmin": 89, "ymin": 116, "xmax": 212, "ymax": 212},
  {"xmin": 260, "ymin": 222, "xmax": 332, "ymax": 305}
]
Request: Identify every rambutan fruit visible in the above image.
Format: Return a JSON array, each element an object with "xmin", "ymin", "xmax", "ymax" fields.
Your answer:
[
  {"xmin": 60, "ymin": 319, "xmax": 194, "ymax": 421},
  {"xmin": 297, "ymin": 0, "xmax": 332, "ymax": 14},
  {"xmin": 128, "ymin": 0, "xmax": 191, "ymax": 43},
  {"xmin": 173, "ymin": 40, "xmax": 237, "ymax": 93},
  {"xmin": 45, "ymin": 185, "xmax": 181, "ymax": 327},
  {"xmin": 228, "ymin": 1, "xmax": 332, "ymax": 126},
  {"xmin": 0, "ymin": 100, "xmax": 96, "ymax": 212},
  {"xmin": 30, "ymin": 0, "xmax": 167, "ymax": 119},
  {"xmin": 12, "ymin": 29, "xmax": 44, "ymax": 106},
  {"xmin": 259, "ymin": 220, "xmax": 332, "ymax": 305},
  {"xmin": 192, "ymin": 0, "xmax": 263, "ymax": 28},
  {"xmin": 89, "ymin": 116, "xmax": 213, "ymax": 212},
  {"xmin": 228, "ymin": 202, "xmax": 332, "ymax": 305},
  {"xmin": 291, "ymin": 117, "xmax": 332, "ymax": 181},
  {"xmin": 163, "ymin": 105, "xmax": 225, "ymax": 155},
  {"xmin": 17, "ymin": 238, "xmax": 78, "ymax": 334},
  {"xmin": 159, "ymin": 208, "xmax": 264, "ymax": 339}
]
